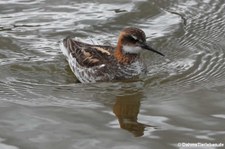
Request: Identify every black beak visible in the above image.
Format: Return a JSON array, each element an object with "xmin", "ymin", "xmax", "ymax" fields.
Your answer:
[{"xmin": 141, "ymin": 43, "xmax": 165, "ymax": 57}]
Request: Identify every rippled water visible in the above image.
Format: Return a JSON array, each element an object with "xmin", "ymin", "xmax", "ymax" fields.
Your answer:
[{"xmin": 1, "ymin": 0, "xmax": 225, "ymax": 149}]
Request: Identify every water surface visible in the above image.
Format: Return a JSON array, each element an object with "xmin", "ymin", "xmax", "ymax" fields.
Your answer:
[{"xmin": 0, "ymin": 0, "xmax": 225, "ymax": 149}]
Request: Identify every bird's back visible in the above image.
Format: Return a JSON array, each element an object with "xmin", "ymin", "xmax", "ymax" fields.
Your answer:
[{"xmin": 60, "ymin": 38, "xmax": 119, "ymax": 83}]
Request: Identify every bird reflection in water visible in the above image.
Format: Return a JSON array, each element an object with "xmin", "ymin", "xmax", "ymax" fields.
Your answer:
[{"xmin": 113, "ymin": 90, "xmax": 153, "ymax": 137}]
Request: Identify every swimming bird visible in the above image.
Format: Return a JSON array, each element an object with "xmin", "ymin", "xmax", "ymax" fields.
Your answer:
[{"xmin": 59, "ymin": 27, "xmax": 164, "ymax": 83}]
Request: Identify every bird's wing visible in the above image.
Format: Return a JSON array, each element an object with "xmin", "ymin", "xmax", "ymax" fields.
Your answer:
[{"xmin": 62, "ymin": 38, "xmax": 115, "ymax": 67}]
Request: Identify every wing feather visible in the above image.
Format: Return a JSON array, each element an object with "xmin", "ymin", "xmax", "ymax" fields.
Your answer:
[{"xmin": 62, "ymin": 38, "xmax": 115, "ymax": 67}]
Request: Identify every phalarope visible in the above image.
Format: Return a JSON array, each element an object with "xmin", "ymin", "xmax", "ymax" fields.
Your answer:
[{"xmin": 59, "ymin": 27, "xmax": 164, "ymax": 83}]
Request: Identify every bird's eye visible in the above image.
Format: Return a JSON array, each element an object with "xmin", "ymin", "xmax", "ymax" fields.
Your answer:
[{"xmin": 126, "ymin": 35, "xmax": 138, "ymax": 43}]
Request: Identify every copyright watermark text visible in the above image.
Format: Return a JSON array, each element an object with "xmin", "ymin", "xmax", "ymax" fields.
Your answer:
[{"xmin": 177, "ymin": 142, "xmax": 224, "ymax": 148}]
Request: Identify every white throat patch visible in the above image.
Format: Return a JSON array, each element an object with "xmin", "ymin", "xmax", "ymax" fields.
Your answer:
[{"xmin": 123, "ymin": 45, "xmax": 142, "ymax": 54}]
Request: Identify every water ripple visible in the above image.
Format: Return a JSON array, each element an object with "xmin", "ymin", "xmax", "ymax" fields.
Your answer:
[
  {"xmin": 144, "ymin": 0, "xmax": 225, "ymax": 94},
  {"xmin": 1, "ymin": 0, "xmax": 225, "ymax": 147}
]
